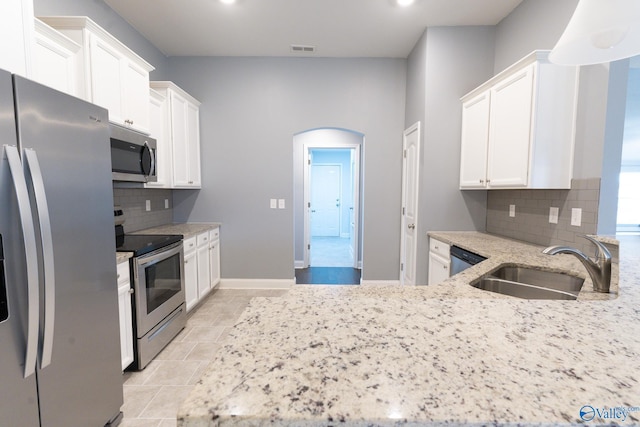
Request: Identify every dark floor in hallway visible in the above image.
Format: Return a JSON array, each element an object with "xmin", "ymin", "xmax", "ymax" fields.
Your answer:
[{"xmin": 295, "ymin": 267, "xmax": 361, "ymax": 285}]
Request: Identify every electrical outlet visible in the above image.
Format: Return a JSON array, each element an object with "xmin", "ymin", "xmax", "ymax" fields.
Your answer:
[
  {"xmin": 145, "ymin": 200, "xmax": 151, "ymax": 211},
  {"xmin": 278, "ymin": 199, "xmax": 285, "ymax": 209},
  {"xmin": 571, "ymin": 208, "xmax": 582, "ymax": 226},
  {"xmin": 165, "ymin": 199, "xmax": 169, "ymax": 209},
  {"xmin": 549, "ymin": 207, "xmax": 559, "ymax": 224},
  {"xmin": 270, "ymin": 199, "xmax": 277, "ymax": 209},
  {"xmin": 509, "ymin": 204, "xmax": 516, "ymax": 218}
]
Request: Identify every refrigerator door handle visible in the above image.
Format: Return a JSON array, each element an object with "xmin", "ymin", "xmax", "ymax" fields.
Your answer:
[
  {"xmin": 4, "ymin": 145, "xmax": 39, "ymax": 378},
  {"xmin": 24, "ymin": 149, "xmax": 55, "ymax": 369}
]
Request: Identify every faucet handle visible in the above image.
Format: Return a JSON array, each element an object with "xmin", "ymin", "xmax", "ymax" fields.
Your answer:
[{"xmin": 580, "ymin": 235, "xmax": 611, "ymax": 260}]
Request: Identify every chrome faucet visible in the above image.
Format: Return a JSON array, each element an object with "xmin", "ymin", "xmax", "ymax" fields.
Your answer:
[{"xmin": 542, "ymin": 235, "xmax": 611, "ymax": 293}]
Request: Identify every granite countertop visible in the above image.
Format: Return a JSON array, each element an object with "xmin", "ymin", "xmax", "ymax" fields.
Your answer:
[
  {"xmin": 134, "ymin": 222, "xmax": 221, "ymax": 239},
  {"xmin": 116, "ymin": 252, "xmax": 133, "ymax": 264},
  {"xmin": 177, "ymin": 232, "xmax": 640, "ymax": 427}
]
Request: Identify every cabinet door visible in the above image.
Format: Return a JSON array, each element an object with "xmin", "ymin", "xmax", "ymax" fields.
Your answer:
[
  {"xmin": 170, "ymin": 92, "xmax": 190, "ymax": 186},
  {"xmin": 32, "ymin": 22, "xmax": 78, "ymax": 96},
  {"xmin": 197, "ymin": 243, "xmax": 211, "ymax": 299},
  {"xmin": 209, "ymin": 238, "xmax": 220, "ymax": 288},
  {"xmin": 460, "ymin": 92, "xmax": 490, "ymax": 189},
  {"xmin": 184, "ymin": 249, "xmax": 198, "ymax": 312},
  {"xmin": 117, "ymin": 283, "xmax": 134, "ymax": 370},
  {"xmin": 146, "ymin": 90, "xmax": 172, "ymax": 188},
  {"xmin": 186, "ymin": 102, "xmax": 201, "ymax": 187},
  {"xmin": 428, "ymin": 252, "xmax": 450, "ymax": 285},
  {"xmin": 122, "ymin": 60, "xmax": 150, "ymax": 134},
  {"xmin": 0, "ymin": 0, "xmax": 33, "ymax": 76},
  {"xmin": 88, "ymin": 34, "xmax": 124, "ymax": 124},
  {"xmin": 487, "ymin": 65, "xmax": 534, "ymax": 188}
]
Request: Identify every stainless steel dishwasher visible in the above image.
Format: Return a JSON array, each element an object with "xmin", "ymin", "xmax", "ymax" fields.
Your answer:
[{"xmin": 450, "ymin": 245, "xmax": 486, "ymax": 275}]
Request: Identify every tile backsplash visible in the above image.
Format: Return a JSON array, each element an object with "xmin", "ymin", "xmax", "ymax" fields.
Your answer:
[
  {"xmin": 113, "ymin": 187, "xmax": 173, "ymax": 232},
  {"xmin": 486, "ymin": 178, "xmax": 600, "ymax": 256}
]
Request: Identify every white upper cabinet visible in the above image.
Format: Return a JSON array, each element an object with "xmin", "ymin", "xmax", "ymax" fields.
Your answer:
[
  {"xmin": 1, "ymin": 0, "xmax": 34, "ymax": 76},
  {"xmin": 146, "ymin": 89, "xmax": 171, "ymax": 188},
  {"xmin": 150, "ymin": 81, "xmax": 202, "ymax": 189},
  {"xmin": 460, "ymin": 51, "xmax": 578, "ymax": 190},
  {"xmin": 32, "ymin": 19, "xmax": 80, "ymax": 97},
  {"xmin": 38, "ymin": 16, "xmax": 154, "ymax": 135}
]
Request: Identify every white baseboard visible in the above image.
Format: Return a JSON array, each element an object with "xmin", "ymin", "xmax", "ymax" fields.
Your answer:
[
  {"xmin": 360, "ymin": 279, "xmax": 401, "ymax": 286},
  {"xmin": 294, "ymin": 260, "xmax": 306, "ymax": 269},
  {"xmin": 218, "ymin": 278, "xmax": 294, "ymax": 290}
]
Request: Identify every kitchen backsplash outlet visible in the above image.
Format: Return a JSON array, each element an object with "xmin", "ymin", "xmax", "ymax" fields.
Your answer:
[
  {"xmin": 113, "ymin": 187, "xmax": 173, "ymax": 232},
  {"xmin": 486, "ymin": 178, "xmax": 600, "ymax": 256}
]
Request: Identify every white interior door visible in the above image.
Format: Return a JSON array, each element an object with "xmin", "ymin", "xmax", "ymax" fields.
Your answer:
[
  {"xmin": 400, "ymin": 122, "xmax": 421, "ymax": 286},
  {"xmin": 310, "ymin": 164, "xmax": 341, "ymax": 237}
]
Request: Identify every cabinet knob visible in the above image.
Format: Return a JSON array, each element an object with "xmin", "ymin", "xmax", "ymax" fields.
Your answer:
[
  {"xmin": 128, "ymin": 288, "xmax": 134, "ymax": 294},
  {"xmin": 434, "ymin": 245, "xmax": 439, "ymax": 250},
  {"xmin": 443, "ymin": 265, "xmax": 448, "ymax": 270},
  {"xmin": 480, "ymin": 179, "xmax": 484, "ymax": 184}
]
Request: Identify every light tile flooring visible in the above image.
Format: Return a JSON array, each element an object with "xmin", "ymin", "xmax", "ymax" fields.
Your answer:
[
  {"xmin": 120, "ymin": 289, "xmax": 288, "ymax": 427},
  {"xmin": 310, "ymin": 236, "xmax": 353, "ymax": 267}
]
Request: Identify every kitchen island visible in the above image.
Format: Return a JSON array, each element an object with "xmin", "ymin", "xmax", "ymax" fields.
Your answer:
[{"xmin": 177, "ymin": 232, "xmax": 640, "ymax": 426}]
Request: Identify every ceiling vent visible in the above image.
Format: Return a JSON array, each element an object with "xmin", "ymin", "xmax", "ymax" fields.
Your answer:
[{"xmin": 290, "ymin": 44, "xmax": 316, "ymax": 54}]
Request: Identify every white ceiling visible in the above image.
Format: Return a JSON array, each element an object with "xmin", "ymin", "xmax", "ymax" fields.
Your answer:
[{"xmin": 103, "ymin": 0, "xmax": 523, "ymax": 58}]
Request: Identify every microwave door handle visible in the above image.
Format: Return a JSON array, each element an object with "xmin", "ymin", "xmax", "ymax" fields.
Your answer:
[
  {"xmin": 150, "ymin": 146, "xmax": 156, "ymax": 176},
  {"xmin": 4, "ymin": 145, "xmax": 39, "ymax": 378},
  {"xmin": 24, "ymin": 149, "xmax": 55, "ymax": 369},
  {"xmin": 142, "ymin": 142, "xmax": 153, "ymax": 177}
]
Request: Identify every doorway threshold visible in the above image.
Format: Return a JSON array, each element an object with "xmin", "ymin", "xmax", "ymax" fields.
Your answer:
[{"xmin": 295, "ymin": 267, "xmax": 361, "ymax": 285}]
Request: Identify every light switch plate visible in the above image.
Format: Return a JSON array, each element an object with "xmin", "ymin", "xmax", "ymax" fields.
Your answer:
[
  {"xmin": 571, "ymin": 208, "xmax": 582, "ymax": 226},
  {"xmin": 509, "ymin": 204, "xmax": 516, "ymax": 217},
  {"xmin": 278, "ymin": 199, "xmax": 285, "ymax": 209},
  {"xmin": 145, "ymin": 200, "xmax": 151, "ymax": 211},
  {"xmin": 549, "ymin": 207, "xmax": 559, "ymax": 224},
  {"xmin": 270, "ymin": 199, "xmax": 277, "ymax": 209}
]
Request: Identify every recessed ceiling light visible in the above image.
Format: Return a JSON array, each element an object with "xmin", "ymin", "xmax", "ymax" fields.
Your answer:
[
  {"xmin": 220, "ymin": 0, "xmax": 236, "ymax": 4},
  {"xmin": 396, "ymin": 0, "xmax": 414, "ymax": 6}
]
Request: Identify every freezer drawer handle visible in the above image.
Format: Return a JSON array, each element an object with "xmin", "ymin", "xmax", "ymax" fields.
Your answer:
[
  {"xmin": 4, "ymin": 145, "xmax": 39, "ymax": 378},
  {"xmin": 24, "ymin": 149, "xmax": 55, "ymax": 369}
]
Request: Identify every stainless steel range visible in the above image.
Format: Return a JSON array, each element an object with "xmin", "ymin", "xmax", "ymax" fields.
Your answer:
[{"xmin": 115, "ymin": 208, "xmax": 186, "ymax": 370}]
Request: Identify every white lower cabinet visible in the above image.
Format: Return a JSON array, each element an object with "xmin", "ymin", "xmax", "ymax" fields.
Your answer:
[
  {"xmin": 209, "ymin": 228, "xmax": 221, "ymax": 288},
  {"xmin": 183, "ymin": 227, "xmax": 221, "ymax": 312},
  {"xmin": 197, "ymin": 232, "xmax": 212, "ymax": 299},
  {"xmin": 116, "ymin": 261, "xmax": 134, "ymax": 371},
  {"xmin": 428, "ymin": 238, "xmax": 450, "ymax": 285},
  {"xmin": 183, "ymin": 236, "xmax": 199, "ymax": 312}
]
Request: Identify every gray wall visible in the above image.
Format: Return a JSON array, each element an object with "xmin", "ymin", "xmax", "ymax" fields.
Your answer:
[
  {"xmin": 33, "ymin": 0, "xmax": 169, "ymax": 80},
  {"xmin": 405, "ymin": 26, "xmax": 495, "ymax": 285},
  {"xmin": 169, "ymin": 57, "xmax": 406, "ymax": 281}
]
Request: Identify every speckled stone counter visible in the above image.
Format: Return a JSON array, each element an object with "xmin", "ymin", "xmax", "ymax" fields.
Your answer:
[
  {"xmin": 177, "ymin": 232, "xmax": 640, "ymax": 427},
  {"xmin": 116, "ymin": 252, "xmax": 132, "ymax": 264},
  {"xmin": 135, "ymin": 222, "xmax": 221, "ymax": 238}
]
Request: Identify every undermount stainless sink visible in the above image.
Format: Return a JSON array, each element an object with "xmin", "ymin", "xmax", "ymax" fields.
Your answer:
[{"xmin": 471, "ymin": 266, "xmax": 585, "ymax": 300}]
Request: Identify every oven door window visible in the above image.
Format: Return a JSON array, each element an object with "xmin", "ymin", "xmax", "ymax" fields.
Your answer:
[{"xmin": 145, "ymin": 251, "xmax": 182, "ymax": 314}]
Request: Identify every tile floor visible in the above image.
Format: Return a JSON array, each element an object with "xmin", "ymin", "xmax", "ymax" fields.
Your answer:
[
  {"xmin": 310, "ymin": 236, "xmax": 353, "ymax": 267},
  {"xmin": 120, "ymin": 288, "xmax": 288, "ymax": 427}
]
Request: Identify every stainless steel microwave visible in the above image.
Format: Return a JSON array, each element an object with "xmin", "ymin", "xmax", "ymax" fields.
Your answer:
[{"xmin": 110, "ymin": 125, "xmax": 157, "ymax": 183}]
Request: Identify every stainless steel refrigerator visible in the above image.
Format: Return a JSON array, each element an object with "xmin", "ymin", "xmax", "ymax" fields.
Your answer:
[{"xmin": 0, "ymin": 70, "xmax": 123, "ymax": 426}]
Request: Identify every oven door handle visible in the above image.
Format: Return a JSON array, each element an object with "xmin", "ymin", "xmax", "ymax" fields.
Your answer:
[{"xmin": 136, "ymin": 242, "xmax": 183, "ymax": 269}]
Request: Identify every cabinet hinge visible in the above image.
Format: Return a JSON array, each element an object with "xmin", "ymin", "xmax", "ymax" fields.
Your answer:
[
  {"xmin": 308, "ymin": 244, "xmax": 311, "ymax": 250},
  {"xmin": 308, "ymin": 202, "xmax": 311, "ymax": 208},
  {"xmin": 403, "ymin": 150, "xmax": 406, "ymax": 158},
  {"xmin": 401, "ymin": 263, "xmax": 404, "ymax": 271},
  {"xmin": 402, "ymin": 207, "xmax": 405, "ymax": 216}
]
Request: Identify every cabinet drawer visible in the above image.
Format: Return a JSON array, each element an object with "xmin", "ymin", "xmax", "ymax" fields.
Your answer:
[
  {"xmin": 429, "ymin": 238, "xmax": 450, "ymax": 259},
  {"xmin": 116, "ymin": 261, "xmax": 130, "ymax": 285},
  {"xmin": 183, "ymin": 236, "xmax": 197, "ymax": 254},
  {"xmin": 209, "ymin": 227, "xmax": 219, "ymax": 241},
  {"xmin": 196, "ymin": 231, "xmax": 209, "ymax": 247}
]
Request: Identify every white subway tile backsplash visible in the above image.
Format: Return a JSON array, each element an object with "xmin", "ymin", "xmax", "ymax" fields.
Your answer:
[{"xmin": 113, "ymin": 187, "xmax": 173, "ymax": 232}]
